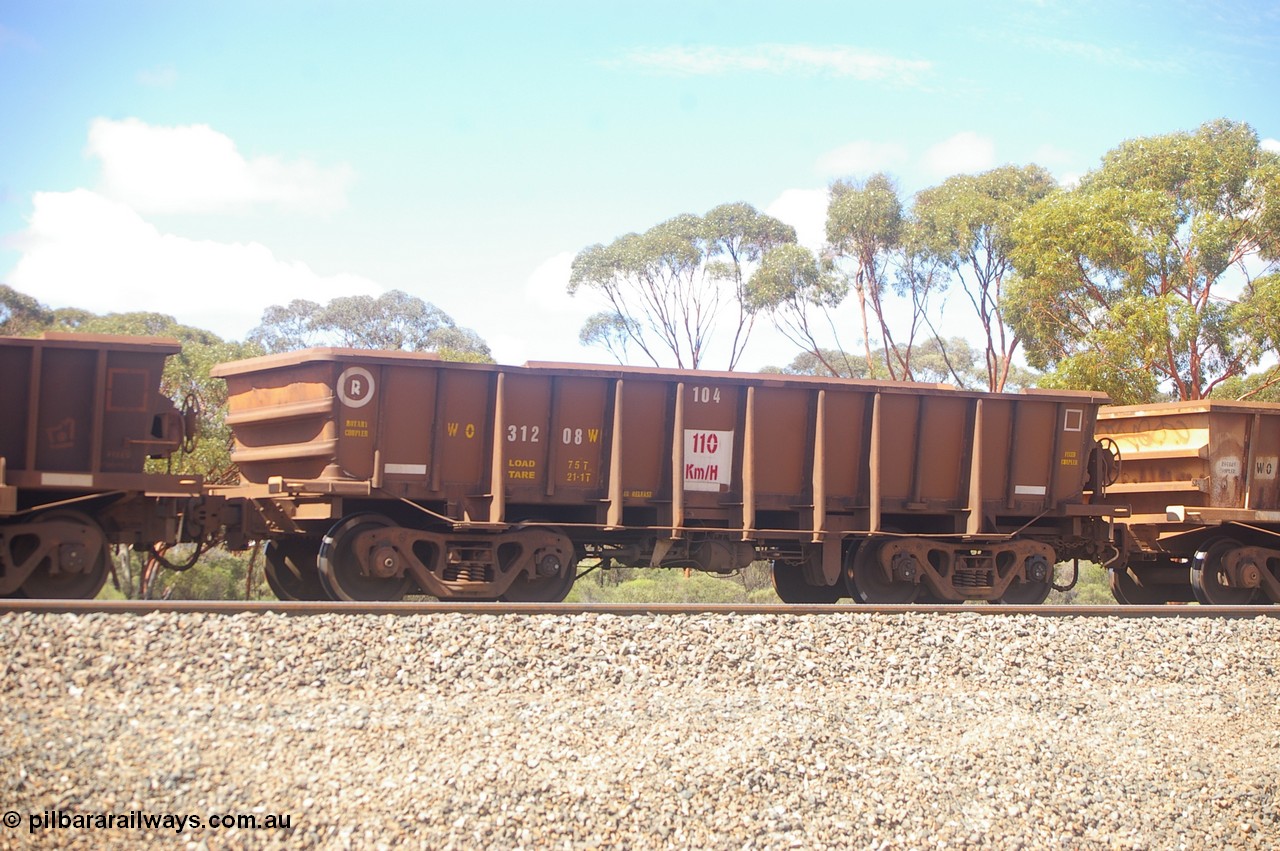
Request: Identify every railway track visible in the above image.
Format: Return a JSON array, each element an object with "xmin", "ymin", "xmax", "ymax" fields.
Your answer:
[{"xmin": 2, "ymin": 599, "xmax": 1278, "ymax": 617}]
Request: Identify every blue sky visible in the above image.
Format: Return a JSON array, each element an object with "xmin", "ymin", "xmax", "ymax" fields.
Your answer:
[{"xmin": 2, "ymin": 0, "xmax": 1277, "ymax": 369}]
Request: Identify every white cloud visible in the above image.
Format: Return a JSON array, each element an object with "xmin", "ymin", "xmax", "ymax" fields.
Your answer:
[
  {"xmin": 1031, "ymin": 142, "xmax": 1075, "ymax": 167},
  {"xmin": 1014, "ymin": 34, "xmax": 1182, "ymax": 74},
  {"xmin": 922, "ymin": 132, "xmax": 997, "ymax": 178},
  {"xmin": 136, "ymin": 64, "xmax": 178, "ymax": 89},
  {"xmin": 469, "ymin": 251, "xmax": 612, "ymax": 365},
  {"xmin": 621, "ymin": 44, "xmax": 931, "ymax": 85},
  {"xmin": 9, "ymin": 189, "xmax": 380, "ymax": 339},
  {"xmin": 523, "ymin": 250, "xmax": 578, "ymax": 310},
  {"xmin": 523, "ymin": 251, "xmax": 614, "ymax": 359},
  {"xmin": 1031, "ymin": 143, "xmax": 1085, "ymax": 188},
  {"xmin": 87, "ymin": 117, "xmax": 355, "ymax": 214},
  {"xmin": 1263, "ymin": 138, "xmax": 1280, "ymax": 154},
  {"xmin": 815, "ymin": 141, "xmax": 910, "ymax": 179},
  {"xmin": 765, "ymin": 188, "xmax": 828, "ymax": 251}
]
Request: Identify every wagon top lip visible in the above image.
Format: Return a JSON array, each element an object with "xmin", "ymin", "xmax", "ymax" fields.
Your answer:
[
  {"xmin": 0, "ymin": 331, "xmax": 182, "ymax": 354},
  {"xmin": 210, "ymin": 346, "xmax": 443, "ymax": 377},
  {"xmin": 210, "ymin": 345, "xmax": 1112, "ymax": 402},
  {"xmin": 1099, "ymin": 399, "xmax": 1280, "ymax": 417}
]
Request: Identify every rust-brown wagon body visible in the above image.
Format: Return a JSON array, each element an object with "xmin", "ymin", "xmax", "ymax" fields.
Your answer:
[
  {"xmin": 213, "ymin": 348, "xmax": 1115, "ymax": 603},
  {"xmin": 0, "ymin": 333, "xmax": 201, "ymax": 597},
  {"xmin": 1097, "ymin": 400, "xmax": 1280, "ymax": 604}
]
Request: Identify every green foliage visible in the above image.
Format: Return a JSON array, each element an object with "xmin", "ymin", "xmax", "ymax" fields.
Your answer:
[
  {"xmin": 745, "ymin": 243, "xmax": 853, "ymax": 377},
  {"xmin": 0, "ymin": 289, "xmax": 260, "ymax": 484},
  {"xmin": 100, "ymin": 545, "xmax": 271, "ymax": 600},
  {"xmin": 248, "ymin": 290, "xmax": 493, "ymax": 362},
  {"xmin": 564, "ymin": 559, "xmax": 1112, "ymax": 605},
  {"xmin": 754, "ymin": 169, "xmax": 1042, "ymax": 390},
  {"xmin": 154, "ymin": 546, "xmax": 272, "ymax": 600},
  {"xmin": 1047, "ymin": 561, "xmax": 1113, "ymax": 605},
  {"xmin": 248, "ymin": 299, "xmax": 321, "ymax": 353},
  {"xmin": 913, "ymin": 165, "xmax": 1057, "ymax": 265},
  {"xmin": 762, "ymin": 336, "xmax": 1037, "ymax": 390},
  {"xmin": 827, "ymin": 173, "xmax": 904, "ymax": 261},
  {"xmin": 0, "ymin": 284, "xmax": 54, "ymax": 335},
  {"xmin": 569, "ymin": 202, "xmax": 795, "ymax": 369},
  {"xmin": 1009, "ymin": 119, "xmax": 1280, "ymax": 402},
  {"xmin": 48, "ymin": 309, "xmax": 263, "ymax": 483},
  {"xmin": 760, "ymin": 347, "xmax": 864, "ymax": 378},
  {"xmin": 1212, "ymin": 363, "xmax": 1280, "ymax": 403},
  {"xmin": 912, "ymin": 164, "xmax": 1058, "ymax": 391},
  {"xmin": 824, "ymin": 174, "xmax": 910, "ymax": 380},
  {"xmin": 747, "ymin": 244, "xmax": 842, "ymax": 312},
  {"xmin": 566, "ymin": 562, "xmax": 781, "ymax": 604},
  {"xmin": 578, "ymin": 311, "xmax": 642, "ymax": 364}
]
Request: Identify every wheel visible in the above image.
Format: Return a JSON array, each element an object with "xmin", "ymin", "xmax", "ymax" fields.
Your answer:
[
  {"xmin": 1108, "ymin": 563, "xmax": 1194, "ymax": 605},
  {"xmin": 317, "ymin": 514, "xmax": 412, "ymax": 602},
  {"xmin": 771, "ymin": 560, "xmax": 843, "ymax": 603},
  {"xmin": 996, "ymin": 576, "xmax": 1052, "ymax": 605},
  {"xmin": 845, "ymin": 540, "xmax": 918, "ymax": 604},
  {"xmin": 263, "ymin": 539, "xmax": 327, "ymax": 601},
  {"xmin": 501, "ymin": 552, "xmax": 578, "ymax": 603},
  {"xmin": 1191, "ymin": 538, "xmax": 1260, "ymax": 605},
  {"xmin": 19, "ymin": 510, "xmax": 110, "ymax": 599}
]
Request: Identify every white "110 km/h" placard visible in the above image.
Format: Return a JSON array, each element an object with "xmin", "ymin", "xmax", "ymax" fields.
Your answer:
[{"xmin": 684, "ymin": 429, "xmax": 734, "ymax": 492}]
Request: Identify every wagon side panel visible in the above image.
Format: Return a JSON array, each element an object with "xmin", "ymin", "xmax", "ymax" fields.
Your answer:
[
  {"xmin": 376, "ymin": 363, "xmax": 439, "ymax": 492},
  {"xmin": 0, "ymin": 343, "xmax": 33, "ymax": 470},
  {"xmin": 545, "ymin": 375, "xmax": 610, "ymax": 503},
  {"xmin": 749, "ymin": 385, "xmax": 810, "ymax": 507},
  {"xmin": 224, "ymin": 361, "xmax": 340, "ymax": 484},
  {"xmin": 1245, "ymin": 409, "xmax": 1280, "ymax": 510}
]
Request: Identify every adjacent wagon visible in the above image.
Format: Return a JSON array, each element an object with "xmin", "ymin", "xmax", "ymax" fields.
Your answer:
[
  {"xmin": 0, "ymin": 333, "xmax": 201, "ymax": 597},
  {"xmin": 1098, "ymin": 400, "xmax": 1280, "ymax": 604}
]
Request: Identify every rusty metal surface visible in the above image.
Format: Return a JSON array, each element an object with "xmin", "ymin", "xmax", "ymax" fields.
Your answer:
[
  {"xmin": 0, "ymin": 599, "xmax": 1276, "ymax": 617},
  {"xmin": 1, "ymin": 332, "xmax": 185, "ymax": 479},
  {"xmin": 212, "ymin": 348, "xmax": 1119, "ymax": 603},
  {"xmin": 1098, "ymin": 400, "xmax": 1280, "ymax": 546},
  {"xmin": 0, "ymin": 333, "xmax": 204, "ymax": 597},
  {"xmin": 1098, "ymin": 400, "xmax": 1280, "ymax": 522},
  {"xmin": 216, "ymin": 349, "xmax": 1112, "ymax": 533},
  {"xmin": 1099, "ymin": 400, "xmax": 1280, "ymax": 604}
]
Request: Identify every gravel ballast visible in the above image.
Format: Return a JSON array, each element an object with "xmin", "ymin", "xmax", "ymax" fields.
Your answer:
[{"xmin": 2, "ymin": 611, "xmax": 1279, "ymax": 849}]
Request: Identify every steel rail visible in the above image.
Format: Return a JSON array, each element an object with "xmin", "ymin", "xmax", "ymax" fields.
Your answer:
[{"xmin": 1, "ymin": 600, "xmax": 1278, "ymax": 618}]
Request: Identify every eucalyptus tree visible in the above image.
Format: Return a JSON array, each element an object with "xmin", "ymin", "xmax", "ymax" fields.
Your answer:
[
  {"xmin": 0, "ymin": 284, "xmax": 54, "ymax": 335},
  {"xmin": 1007, "ymin": 120, "xmax": 1280, "ymax": 403},
  {"xmin": 702, "ymin": 202, "xmax": 796, "ymax": 369},
  {"xmin": 825, "ymin": 173, "xmax": 905, "ymax": 377},
  {"xmin": 759, "ymin": 174, "xmax": 958, "ymax": 384},
  {"xmin": 248, "ymin": 299, "xmax": 321, "ymax": 353},
  {"xmin": 248, "ymin": 290, "xmax": 493, "ymax": 362},
  {"xmin": 578, "ymin": 311, "xmax": 641, "ymax": 365},
  {"xmin": 568, "ymin": 203, "xmax": 795, "ymax": 370},
  {"xmin": 912, "ymin": 164, "xmax": 1057, "ymax": 392},
  {"xmin": 746, "ymin": 242, "xmax": 853, "ymax": 378}
]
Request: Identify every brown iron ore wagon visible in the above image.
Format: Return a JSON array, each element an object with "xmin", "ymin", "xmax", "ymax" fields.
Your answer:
[
  {"xmin": 1097, "ymin": 400, "xmax": 1280, "ymax": 605},
  {"xmin": 0, "ymin": 333, "xmax": 202, "ymax": 597},
  {"xmin": 213, "ymin": 348, "xmax": 1118, "ymax": 604}
]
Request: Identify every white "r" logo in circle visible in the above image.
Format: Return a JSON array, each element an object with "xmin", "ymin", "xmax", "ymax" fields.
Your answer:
[{"xmin": 338, "ymin": 367, "xmax": 375, "ymax": 408}]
